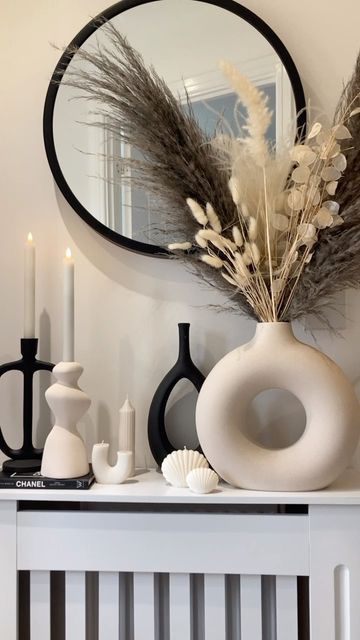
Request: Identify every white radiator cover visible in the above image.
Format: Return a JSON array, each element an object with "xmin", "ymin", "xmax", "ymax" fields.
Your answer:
[
  {"xmin": 1, "ymin": 469, "xmax": 360, "ymax": 639},
  {"xmin": 20, "ymin": 569, "xmax": 302, "ymax": 640}
]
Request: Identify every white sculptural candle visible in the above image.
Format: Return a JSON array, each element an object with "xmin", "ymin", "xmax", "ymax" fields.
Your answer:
[
  {"xmin": 118, "ymin": 396, "xmax": 135, "ymax": 476},
  {"xmin": 92, "ymin": 443, "xmax": 132, "ymax": 484},
  {"xmin": 24, "ymin": 232, "xmax": 35, "ymax": 338}
]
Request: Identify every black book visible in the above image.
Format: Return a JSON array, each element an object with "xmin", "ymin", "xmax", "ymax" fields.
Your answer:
[{"xmin": 0, "ymin": 467, "xmax": 95, "ymax": 490}]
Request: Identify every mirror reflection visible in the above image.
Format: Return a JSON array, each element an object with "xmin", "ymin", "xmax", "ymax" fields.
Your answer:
[{"xmin": 51, "ymin": 0, "xmax": 297, "ymax": 249}]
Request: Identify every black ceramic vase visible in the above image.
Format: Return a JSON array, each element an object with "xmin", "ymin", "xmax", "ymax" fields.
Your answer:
[{"xmin": 148, "ymin": 323, "xmax": 205, "ymax": 466}]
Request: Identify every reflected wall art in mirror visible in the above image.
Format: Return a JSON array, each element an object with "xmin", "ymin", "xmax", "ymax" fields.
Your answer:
[{"xmin": 43, "ymin": 0, "xmax": 306, "ymax": 256}]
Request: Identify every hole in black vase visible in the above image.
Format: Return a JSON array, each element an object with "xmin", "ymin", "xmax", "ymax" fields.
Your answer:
[
  {"xmin": 244, "ymin": 388, "xmax": 306, "ymax": 450},
  {"xmin": 164, "ymin": 379, "xmax": 200, "ymax": 450}
]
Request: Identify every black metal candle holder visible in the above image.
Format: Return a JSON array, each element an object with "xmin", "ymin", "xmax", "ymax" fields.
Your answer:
[{"xmin": 0, "ymin": 339, "xmax": 54, "ymax": 474}]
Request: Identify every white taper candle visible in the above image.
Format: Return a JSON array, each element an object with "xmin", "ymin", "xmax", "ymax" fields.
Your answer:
[
  {"xmin": 119, "ymin": 396, "xmax": 136, "ymax": 476},
  {"xmin": 63, "ymin": 248, "xmax": 74, "ymax": 362},
  {"xmin": 24, "ymin": 232, "xmax": 35, "ymax": 338}
]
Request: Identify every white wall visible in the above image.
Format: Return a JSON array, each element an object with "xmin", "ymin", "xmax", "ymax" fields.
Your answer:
[{"xmin": 1, "ymin": 0, "xmax": 360, "ymax": 470}]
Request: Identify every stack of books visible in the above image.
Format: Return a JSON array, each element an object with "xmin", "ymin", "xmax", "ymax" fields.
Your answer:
[{"xmin": 0, "ymin": 467, "xmax": 95, "ymax": 490}]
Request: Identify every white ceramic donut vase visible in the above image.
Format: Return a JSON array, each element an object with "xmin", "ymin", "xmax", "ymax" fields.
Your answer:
[{"xmin": 196, "ymin": 322, "xmax": 360, "ymax": 491}]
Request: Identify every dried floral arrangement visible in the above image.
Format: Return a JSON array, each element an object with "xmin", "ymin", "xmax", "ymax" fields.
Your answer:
[{"xmin": 60, "ymin": 22, "xmax": 360, "ymax": 323}]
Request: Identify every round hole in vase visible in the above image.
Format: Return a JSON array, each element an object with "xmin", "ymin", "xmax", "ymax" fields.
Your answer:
[
  {"xmin": 244, "ymin": 388, "xmax": 306, "ymax": 450},
  {"xmin": 165, "ymin": 381, "xmax": 200, "ymax": 451},
  {"xmin": 196, "ymin": 322, "xmax": 360, "ymax": 491}
]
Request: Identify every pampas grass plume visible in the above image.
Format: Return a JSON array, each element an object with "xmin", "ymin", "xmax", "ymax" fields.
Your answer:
[{"xmin": 219, "ymin": 60, "xmax": 271, "ymax": 166}]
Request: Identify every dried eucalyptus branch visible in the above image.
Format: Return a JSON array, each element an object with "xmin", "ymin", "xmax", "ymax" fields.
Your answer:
[
  {"xmin": 289, "ymin": 56, "xmax": 360, "ymax": 321},
  {"xmin": 172, "ymin": 63, "xmax": 358, "ymax": 322}
]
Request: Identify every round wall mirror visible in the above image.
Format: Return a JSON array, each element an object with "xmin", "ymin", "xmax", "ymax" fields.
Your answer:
[{"xmin": 44, "ymin": 0, "xmax": 306, "ymax": 256}]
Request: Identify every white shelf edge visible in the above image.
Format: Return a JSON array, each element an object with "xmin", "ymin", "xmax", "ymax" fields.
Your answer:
[{"xmin": 0, "ymin": 469, "xmax": 360, "ymax": 505}]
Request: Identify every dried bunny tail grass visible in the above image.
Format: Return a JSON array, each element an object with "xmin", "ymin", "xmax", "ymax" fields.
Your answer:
[
  {"xmin": 195, "ymin": 232, "xmax": 208, "ymax": 249},
  {"xmin": 228, "ymin": 176, "xmax": 241, "ymax": 205},
  {"xmin": 168, "ymin": 242, "xmax": 192, "ymax": 251},
  {"xmin": 186, "ymin": 198, "xmax": 208, "ymax": 226},
  {"xmin": 206, "ymin": 203, "xmax": 222, "ymax": 233},
  {"xmin": 248, "ymin": 217, "xmax": 258, "ymax": 241},
  {"xmin": 219, "ymin": 60, "xmax": 272, "ymax": 166},
  {"xmin": 201, "ymin": 254, "xmax": 224, "ymax": 268},
  {"xmin": 198, "ymin": 229, "xmax": 236, "ymax": 252},
  {"xmin": 232, "ymin": 225, "xmax": 244, "ymax": 247}
]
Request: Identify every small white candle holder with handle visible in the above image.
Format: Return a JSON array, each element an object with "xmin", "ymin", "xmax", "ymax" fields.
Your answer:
[{"xmin": 41, "ymin": 362, "xmax": 90, "ymax": 478}]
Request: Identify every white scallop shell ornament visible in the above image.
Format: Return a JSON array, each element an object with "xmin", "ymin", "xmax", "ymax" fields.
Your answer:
[
  {"xmin": 186, "ymin": 468, "xmax": 219, "ymax": 494},
  {"xmin": 161, "ymin": 448, "xmax": 209, "ymax": 488}
]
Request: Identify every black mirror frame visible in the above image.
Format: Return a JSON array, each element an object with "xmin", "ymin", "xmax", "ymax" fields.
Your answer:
[{"xmin": 43, "ymin": 0, "xmax": 306, "ymax": 258}]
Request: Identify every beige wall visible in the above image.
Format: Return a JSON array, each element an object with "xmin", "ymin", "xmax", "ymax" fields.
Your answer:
[{"xmin": 1, "ymin": 0, "xmax": 360, "ymax": 469}]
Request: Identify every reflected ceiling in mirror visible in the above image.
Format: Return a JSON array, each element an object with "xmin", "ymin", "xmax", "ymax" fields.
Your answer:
[{"xmin": 44, "ymin": 0, "xmax": 306, "ymax": 256}]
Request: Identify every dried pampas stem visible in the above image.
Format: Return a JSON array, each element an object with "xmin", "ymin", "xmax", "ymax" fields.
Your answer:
[{"xmin": 58, "ymin": 21, "xmax": 255, "ymax": 319}]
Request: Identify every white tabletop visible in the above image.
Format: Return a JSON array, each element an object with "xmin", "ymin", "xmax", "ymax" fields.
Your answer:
[{"xmin": 1, "ymin": 468, "xmax": 360, "ymax": 504}]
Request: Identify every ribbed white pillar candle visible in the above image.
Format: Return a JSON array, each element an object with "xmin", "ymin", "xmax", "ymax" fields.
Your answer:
[{"xmin": 118, "ymin": 396, "xmax": 135, "ymax": 476}]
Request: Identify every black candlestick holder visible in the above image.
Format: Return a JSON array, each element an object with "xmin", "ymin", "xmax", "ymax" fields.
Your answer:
[{"xmin": 0, "ymin": 338, "xmax": 54, "ymax": 474}]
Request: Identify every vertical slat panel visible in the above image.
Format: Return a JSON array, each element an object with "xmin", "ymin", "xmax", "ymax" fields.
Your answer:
[
  {"xmin": 155, "ymin": 573, "xmax": 169, "ymax": 640},
  {"xmin": 169, "ymin": 574, "xmax": 191, "ymax": 640},
  {"xmin": 19, "ymin": 571, "xmax": 30, "ymax": 640},
  {"xmin": 0, "ymin": 502, "xmax": 17, "ymax": 640},
  {"xmin": 349, "ymin": 564, "xmax": 360, "ymax": 640},
  {"xmin": 99, "ymin": 572, "xmax": 119, "ymax": 640},
  {"xmin": 119, "ymin": 573, "xmax": 133, "ymax": 640},
  {"xmin": 30, "ymin": 571, "xmax": 51, "ymax": 640},
  {"xmin": 240, "ymin": 575, "xmax": 262, "ymax": 640},
  {"xmin": 50, "ymin": 572, "xmax": 65, "ymax": 640},
  {"xmin": 262, "ymin": 576, "xmax": 276, "ymax": 640},
  {"xmin": 226, "ymin": 575, "xmax": 240, "ymax": 640},
  {"xmin": 191, "ymin": 574, "xmax": 204, "ymax": 640},
  {"xmin": 65, "ymin": 572, "xmax": 86, "ymax": 640},
  {"xmin": 204, "ymin": 574, "xmax": 226, "ymax": 640},
  {"xmin": 276, "ymin": 576, "xmax": 298, "ymax": 640},
  {"xmin": 133, "ymin": 573, "xmax": 155, "ymax": 640},
  {"xmin": 85, "ymin": 573, "xmax": 98, "ymax": 640},
  {"xmin": 335, "ymin": 565, "xmax": 350, "ymax": 640}
]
